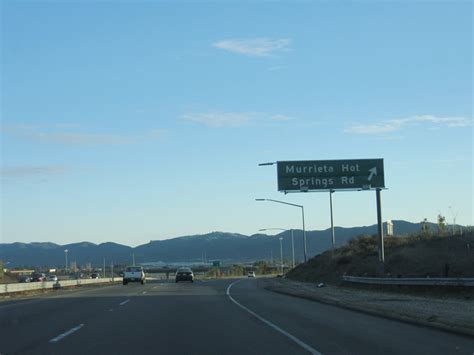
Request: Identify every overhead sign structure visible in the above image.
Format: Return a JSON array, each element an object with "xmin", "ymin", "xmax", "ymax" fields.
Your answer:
[{"xmin": 277, "ymin": 159, "xmax": 385, "ymax": 192}]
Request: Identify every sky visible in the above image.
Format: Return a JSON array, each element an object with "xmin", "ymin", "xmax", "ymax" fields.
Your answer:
[{"xmin": 1, "ymin": 0, "xmax": 472, "ymax": 247}]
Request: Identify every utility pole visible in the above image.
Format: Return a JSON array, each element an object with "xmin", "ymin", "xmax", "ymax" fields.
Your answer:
[
  {"xmin": 329, "ymin": 190, "xmax": 336, "ymax": 255},
  {"xmin": 291, "ymin": 229, "xmax": 295, "ymax": 268},
  {"xmin": 103, "ymin": 257, "xmax": 106, "ymax": 278},
  {"xmin": 279, "ymin": 237, "xmax": 283, "ymax": 274},
  {"xmin": 132, "ymin": 253, "xmax": 135, "ymax": 266},
  {"xmin": 449, "ymin": 206, "xmax": 458, "ymax": 236},
  {"xmin": 64, "ymin": 249, "xmax": 69, "ymax": 273}
]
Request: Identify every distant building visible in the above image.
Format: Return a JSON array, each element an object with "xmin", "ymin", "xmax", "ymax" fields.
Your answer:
[{"xmin": 386, "ymin": 220, "xmax": 394, "ymax": 236}]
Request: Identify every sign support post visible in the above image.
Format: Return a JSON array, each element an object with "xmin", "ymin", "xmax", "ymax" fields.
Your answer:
[
  {"xmin": 301, "ymin": 206, "xmax": 307, "ymax": 263},
  {"xmin": 291, "ymin": 229, "xmax": 295, "ymax": 268},
  {"xmin": 329, "ymin": 190, "xmax": 335, "ymax": 255},
  {"xmin": 376, "ymin": 188, "xmax": 384, "ymax": 263}
]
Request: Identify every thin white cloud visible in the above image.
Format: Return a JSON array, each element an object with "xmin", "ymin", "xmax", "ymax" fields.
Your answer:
[
  {"xmin": 1, "ymin": 165, "xmax": 71, "ymax": 179},
  {"xmin": 181, "ymin": 112, "xmax": 295, "ymax": 128},
  {"xmin": 270, "ymin": 114, "xmax": 294, "ymax": 122},
  {"xmin": 267, "ymin": 65, "xmax": 285, "ymax": 71},
  {"xmin": 3, "ymin": 124, "xmax": 169, "ymax": 145},
  {"xmin": 345, "ymin": 115, "xmax": 472, "ymax": 135},
  {"xmin": 55, "ymin": 123, "xmax": 81, "ymax": 129},
  {"xmin": 24, "ymin": 132, "xmax": 136, "ymax": 145},
  {"xmin": 148, "ymin": 129, "xmax": 169, "ymax": 140},
  {"xmin": 181, "ymin": 112, "xmax": 257, "ymax": 128},
  {"xmin": 347, "ymin": 122, "xmax": 402, "ymax": 134},
  {"xmin": 212, "ymin": 38, "xmax": 291, "ymax": 57}
]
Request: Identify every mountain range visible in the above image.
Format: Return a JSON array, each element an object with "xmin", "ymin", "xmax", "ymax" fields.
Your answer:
[{"xmin": 0, "ymin": 220, "xmax": 440, "ymax": 268}]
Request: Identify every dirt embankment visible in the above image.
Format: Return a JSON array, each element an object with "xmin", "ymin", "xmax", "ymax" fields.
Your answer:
[
  {"xmin": 287, "ymin": 233, "xmax": 474, "ymax": 284},
  {"xmin": 270, "ymin": 233, "xmax": 474, "ymax": 336}
]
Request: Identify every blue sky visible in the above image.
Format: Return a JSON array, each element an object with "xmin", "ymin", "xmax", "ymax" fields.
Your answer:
[{"xmin": 1, "ymin": 1, "xmax": 472, "ymax": 246}]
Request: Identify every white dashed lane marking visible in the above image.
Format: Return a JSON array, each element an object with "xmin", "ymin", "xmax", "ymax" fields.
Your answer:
[
  {"xmin": 49, "ymin": 324, "xmax": 84, "ymax": 343},
  {"xmin": 119, "ymin": 299, "xmax": 130, "ymax": 306}
]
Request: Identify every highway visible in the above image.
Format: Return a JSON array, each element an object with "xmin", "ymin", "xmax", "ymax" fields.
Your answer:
[{"xmin": 1, "ymin": 278, "xmax": 473, "ymax": 354}]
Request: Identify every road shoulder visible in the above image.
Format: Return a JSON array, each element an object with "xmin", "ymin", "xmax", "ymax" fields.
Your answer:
[{"xmin": 261, "ymin": 278, "xmax": 474, "ymax": 337}]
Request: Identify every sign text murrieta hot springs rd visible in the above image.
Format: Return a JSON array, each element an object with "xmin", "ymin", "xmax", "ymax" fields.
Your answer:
[{"xmin": 277, "ymin": 159, "xmax": 385, "ymax": 192}]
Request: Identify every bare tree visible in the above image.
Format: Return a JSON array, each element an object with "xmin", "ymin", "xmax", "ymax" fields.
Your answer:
[
  {"xmin": 437, "ymin": 214, "xmax": 447, "ymax": 236},
  {"xmin": 421, "ymin": 218, "xmax": 431, "ymax": 237}
]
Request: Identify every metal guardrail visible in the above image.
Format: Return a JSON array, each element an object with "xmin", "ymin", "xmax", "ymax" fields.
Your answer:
[
  {"xmin": 0, "ymin": 278, "xmax": 122, "ymax": 294},
  {"xmin": 342, "ymin": 275, "xmax": 474, "ymax": 287}
]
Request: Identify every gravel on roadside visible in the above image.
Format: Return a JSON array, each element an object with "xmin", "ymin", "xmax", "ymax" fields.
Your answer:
[{"xmin": 261, "ymin": 278, "xmax": 474, "ymax": 337}]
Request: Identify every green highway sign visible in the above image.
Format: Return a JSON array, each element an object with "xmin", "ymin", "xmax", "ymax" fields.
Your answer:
[{"xmin": 277, "ymin": 159, "xmax": 385, "ymax": 192}]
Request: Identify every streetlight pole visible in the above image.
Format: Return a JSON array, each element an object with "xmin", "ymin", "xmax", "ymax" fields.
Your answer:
[
  {"xmin": 259, "ymin": 228, "xmax": 295, "ymax": 268},
  {"xmin": 449, "ymin": 206, "xmax": 458, "ymax": 236},
  {"xmin": 291, "ymin": 229, "xmax": 295, "ymax": 267},
  {"xmin": 256, "ymin": 198, "xmax": 308, "ymax": 262},
  {"xmin": 279, "ymin": 237, "xmax": 283, "ymax": 274},
  {"xmin": 64, "ymin": 249, "xmax": 68, "ymax": 273},
  {"xmin": 329, "ymin": 190, "xmax": 336, "ymax": 255}
]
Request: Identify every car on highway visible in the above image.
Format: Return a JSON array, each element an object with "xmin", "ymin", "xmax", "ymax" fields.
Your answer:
[
  {"xmin": 123, "ymin": 266, "xmax": 146, "ymax": 285},
  {"xmin": 47, "ymin": 275, "xmax": 58, "ymax": 282},
  {"xmin": 31, "ymin": 273, "xmax": 46, "ymax": 282},
  {"xmin": 247, "ymin": 271, "xmax": 256, "ymax": 278},
  {"xmin": 18, "ymin": 275, "xmax": 31, "ymax": 283},
  {"xmin": 70, "ymin": 273, "xmax": 85, "ymax": 279},
  {"xmin": 90, "ymin": 273, "xmax": 100, "ymax": 279},
  {"xmin": 175, "ymin": 267, "xmax": 194, "ymax": 283}
]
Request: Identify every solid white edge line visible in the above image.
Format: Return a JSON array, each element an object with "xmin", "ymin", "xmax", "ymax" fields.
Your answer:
[
  {"xmin": 226, "ymin": 280, "xmax": 321, "ymax": 355},
  {"xmin": 119, "ymin": 299, "xmax": 130, "ymax": 306},
  {"xmin": 49, "ymin": 324, "xmax": 84, "ymax": 343}
]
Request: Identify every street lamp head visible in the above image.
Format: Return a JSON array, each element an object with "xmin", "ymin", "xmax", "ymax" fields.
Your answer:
[
  {"xmin": 64, "ymin": 249, "xmax": 68, "ymax": 253},
  {"xmin": 258, "ymin": 162, "xmax": 276, "ymax": 166},
  {"xmin": 255, "ymin": 198, "xmax": 265, "ymax": 201}
]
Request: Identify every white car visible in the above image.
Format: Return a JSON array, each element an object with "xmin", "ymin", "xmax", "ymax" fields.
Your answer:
[
  {"xmin": 123, "ymin": 266, "xmax": 146, "ymax": 285},
  {"xmin": 47, "ymin": 275, "xmax": 58, "ymax": 282},
  {"xmin": 247, "ymin": 271, "xmax": 256, "ymax": 278}
]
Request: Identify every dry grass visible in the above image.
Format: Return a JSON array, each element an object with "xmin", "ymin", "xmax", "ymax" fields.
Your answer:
[{"xmin": 287, "ymin": 232, "xmax": 474, "ymax": 284}]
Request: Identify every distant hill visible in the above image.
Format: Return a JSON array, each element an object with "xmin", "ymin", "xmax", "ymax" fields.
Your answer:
[{"xmin": 0, "ymin": 220, "xmax": 443, "ymax": 268}]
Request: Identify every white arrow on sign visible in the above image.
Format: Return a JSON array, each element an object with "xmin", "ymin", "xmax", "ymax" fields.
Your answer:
[{"xmin": 368, "ymin": 167, "xmax": 377, "ymax": 181}]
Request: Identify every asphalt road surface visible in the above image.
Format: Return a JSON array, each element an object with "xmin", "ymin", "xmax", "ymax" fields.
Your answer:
[{"xmin": 1, "ymin": 278, "xmax": 473, "ymax": 354}]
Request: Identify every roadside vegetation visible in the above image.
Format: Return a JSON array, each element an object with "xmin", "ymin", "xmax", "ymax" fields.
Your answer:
[
  {"xmin": 286, "ymin": 231, "xmax": 474, "ymax": 284},
  {"xmin": 204, "ymin": 261, "xmax": 281, "ymax": 279}
]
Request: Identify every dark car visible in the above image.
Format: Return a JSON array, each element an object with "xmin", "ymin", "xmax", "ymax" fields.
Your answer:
[
  {"xmin": 19, "ymin": 275, "xmax": 31, "ymax": 283},
  {"xmin": 90, "ymin": 273, "xmax": 100, "ymax": 279},
  {"xmin": 31, "ymin": 273, "xmax": 46, "ymax": 282},
  {"xmin": 175, "ymin": 268, "xmax": 194, "ymax": 283}
]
